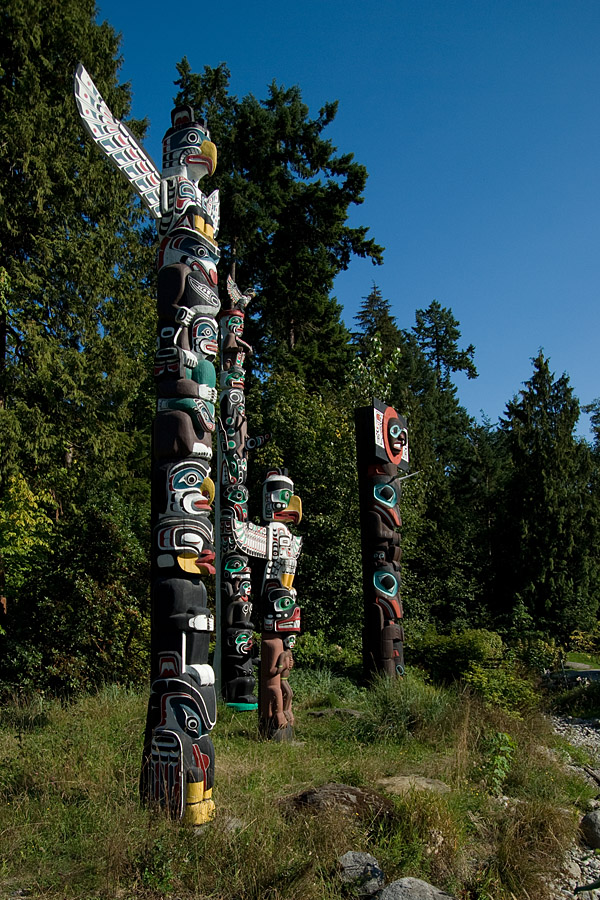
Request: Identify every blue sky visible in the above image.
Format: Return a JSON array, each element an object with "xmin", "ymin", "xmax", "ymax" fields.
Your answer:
[{"xmin": 96, "ymin": 0, "xmax": 600, "ymax": 436}]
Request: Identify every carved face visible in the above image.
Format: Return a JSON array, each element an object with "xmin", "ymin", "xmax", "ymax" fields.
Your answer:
[
  {"xmin": 156, "ymin": 518, "xmax": 215, "ymax": 575},
  {"xmin": 192, "ymin": 317, "xmax": 218, "ymax": 360},
  {"xmin": 165, "ymin": 460, "xmax": 214, "ymax": 516},
  {"xmin": 263, "ymin": 587, "xmax": 301, "ymax": 632},
  {"xmin": 223, "ymin": 554, "xmax": 251, "ymax": 582},
  {"xmin": 223, "ymin": 313, "xmax": 244, "ymax": 338},
  {"xmin": 372, "ymin": 566, "xmax": 402, "ymax": 620},
  {"xmin": 262, "ymin": 473, "xmax": 302, "ymax": 524},
  {"xmin": 223, "ymin": 484, "xmax": 249, "ymax": 521},
  {"xmin": 371, "ymin": 475, "xmax": 401, "ymax": 528},
  {"xmin": 226, "ymin": 629, "xmax": 253, "ymax": 656},
  {"xmin": 158, "ymin": 234, "xmax": 220, "ymax": 284},
  {"xmin": 163, "ymin": 121, "xmax": 217, "ymax": 180},
  {"xmin": 386, "ymin": 416, "xmax": 408, "ymax": 456}
]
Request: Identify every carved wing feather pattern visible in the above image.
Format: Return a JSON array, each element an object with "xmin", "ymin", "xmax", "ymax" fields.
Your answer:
[
  {"xmin": 74, "ymin": 63, "xmax": 161, "ymax": 219},
  {"xmin": 206, "ymin": 190, "xmax": 220, "ymax": 238},
  {"xmin": 232, "ymin": 519, "xmax": 268, "ymax": 559}
]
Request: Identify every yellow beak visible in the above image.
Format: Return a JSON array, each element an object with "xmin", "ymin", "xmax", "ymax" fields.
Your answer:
[
  {"xmin": 286, "ymin": 494, "xmax": 302, "ymax": 524},
  {"xmin": 200, "ymin": 139, "xmax": 217, "ymax": 175}
]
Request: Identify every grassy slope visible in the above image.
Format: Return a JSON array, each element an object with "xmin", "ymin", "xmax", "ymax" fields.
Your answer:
[{"xmin": 0, "ymin": 671, "xmax": 593, "ymax": 900}]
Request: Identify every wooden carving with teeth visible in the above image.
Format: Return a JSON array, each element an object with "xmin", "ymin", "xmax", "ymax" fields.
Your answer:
[
  {"xmin": 74, "ymin": 65, "xmax": 219, "ymax": 824},
  {"xmin": 232, "ymin": 468, "xmax": 303, "ymax": 740},
  {"xmin": 355, "ymin": 398, "xmax": 409, "ymax": 679}
]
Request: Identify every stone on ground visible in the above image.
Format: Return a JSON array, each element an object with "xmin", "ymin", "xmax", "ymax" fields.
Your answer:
[{"xmin": 338, "ymin": 851, "xmax": 385, "ymax": 895}]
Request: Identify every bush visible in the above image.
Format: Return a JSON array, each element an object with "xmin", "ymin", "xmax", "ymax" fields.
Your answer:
[
  {"xmin": 411, "ymin": 628, "xmax": 504, "ymax": 682},
  {"xmin": 355, "ymin": 669, "xmax": 457, "ymax": 743},
  {"xmin": 552, "ymin": 681, "xmax": 600, "ymax": 718},
  {"xmin": 569, "ymin": 628, "xmax": 600, "ymax": 655},
  {"xmin": 463, "ymin": 664, "xmax": 538, "ymax": 716},
  {"xmin": 294, "ymin": 630, "xmax": 361, "ymax": 672},
  {"xmin": 509, "ymin": 634, "xmax": 562, "ymax": 674}
]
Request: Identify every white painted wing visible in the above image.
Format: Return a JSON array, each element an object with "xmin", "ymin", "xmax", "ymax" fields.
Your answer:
[
  {"xmin": 74, "ymin": 63, "xmax": 161, "ymax": 219},
  {"xmin": 206, "ymin": 190, "xmax": 220, "ymax": 238},
  {"xmin": 233, "ymin": 519, "xmax": 268, "ymax": 559}
]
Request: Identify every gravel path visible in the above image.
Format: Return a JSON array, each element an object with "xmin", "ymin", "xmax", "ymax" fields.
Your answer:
[{"xmin": 550, "ymin": 715, "xmax": 600, "ymax": 899}]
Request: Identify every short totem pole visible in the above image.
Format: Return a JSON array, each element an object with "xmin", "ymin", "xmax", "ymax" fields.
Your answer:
[
  {"xmin": 231, "ymin": 469, "xmax": 303, "ymax": 740},
  {"xmin": 74, "ymin": 66, "xmax": 219, "ymax": 823},
  {"xmin": 355, "ymin": 399, "xmax": 409, "ymax": 679}
]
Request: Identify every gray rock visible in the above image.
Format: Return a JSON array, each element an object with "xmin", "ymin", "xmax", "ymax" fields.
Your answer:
[
  {"xmin": 562, "ymin": 856, "xmax": 581, "ymax": 881},
  {"xmin": 279, "ymin": 782, "xmax": 395, "ymax": 822},
  {"xmin": 377, "ymin": 775, "xmax": 450, "ymax": 795},
  {"xmin": 338, "ymin": 851, "xmax": 385, "ymax": 896},
  {"xmin": 378, "ymin": 878, "xmax": 455, "ymax": 899},
  {"xmin": 580, "ymin": 810, "xmax": 600, "ymax": 849}
]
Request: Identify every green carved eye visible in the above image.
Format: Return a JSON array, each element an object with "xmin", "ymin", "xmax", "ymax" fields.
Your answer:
[{"xmin": 275, "ymin": 595, "xmax": 295, "ymax": 612}]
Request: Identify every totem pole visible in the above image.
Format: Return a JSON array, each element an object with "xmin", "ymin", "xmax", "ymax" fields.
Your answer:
[
  {"xmin": 74, "ymin": 66, "xmax": 219, "ymax": 823},
  {"xmin": 231, "ymin": 469, "xmax": 302, "ymax": 740},
  {"xmin": 217, "ymin": 276, "xmax": 263, "ymax": 710},
  {"xmin": 355, "ymin": 399, "xmax": 409, "ymax": 679}
]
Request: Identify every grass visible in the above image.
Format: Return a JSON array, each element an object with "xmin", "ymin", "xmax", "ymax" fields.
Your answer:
[
  {"xmin": 566, "ymin": 650, "xmax": 600, "ymax": 667},
  {"xmin": 0, "ymin": 670, "xmax": 594, "ymax": 900}
]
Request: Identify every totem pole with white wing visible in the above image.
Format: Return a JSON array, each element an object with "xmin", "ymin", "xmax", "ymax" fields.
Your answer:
[{"xmin": 74, "ymin": 65, "xmax": 220, "ymax": 824}]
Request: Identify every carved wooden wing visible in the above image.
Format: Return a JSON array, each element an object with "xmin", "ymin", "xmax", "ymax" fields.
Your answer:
[
  {"xmin": 74, "ymin": 63, "xmax": 161, "ymax": 219},
  {"xmin": 232, "ymin": 519, "xmax": 268, "ymax": 559}
]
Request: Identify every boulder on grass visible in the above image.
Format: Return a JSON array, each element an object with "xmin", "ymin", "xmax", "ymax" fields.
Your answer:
[
  {"xmin": 338, "ymin": 851, "xmax": 385, "ymax": 896},
  {"xmin": 379, "ymin": 877, "xmax": 456, "ymax": 899},
  {"xmin": 279, "ymin": 782, "xmax": 395, "ymax": 822}
]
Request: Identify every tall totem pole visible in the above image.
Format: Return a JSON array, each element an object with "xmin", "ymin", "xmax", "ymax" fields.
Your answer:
[
  {"xmin": 217, "ymin": 276, "xmax": 263, "ymax": 710},
  {"xmin": 355, "ymin": 399, "xmax": 409, "ymax": 679},
  {"xmin": 74, "ymin": 66, "xmax": 219, "ymax": 824}
]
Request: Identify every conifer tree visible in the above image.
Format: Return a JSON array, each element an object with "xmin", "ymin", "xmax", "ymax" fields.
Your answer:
[
  {"xmin": 352, "ymin": 283, "xmax": 401, "ymax": 360},
  {"xmin": 0, "ymin": 0, "xmax": 155, "ymax": 692},
  {"xmin": 496, "ymin": 352, "xmax": 600, "ymax": 638},
  {"xmin": 173, "ymin": 60, "xmax": 384, "ymax": 386},
  {"xmin": 413, "ymin": 300, "xmax": 477, "ymax": 385}
]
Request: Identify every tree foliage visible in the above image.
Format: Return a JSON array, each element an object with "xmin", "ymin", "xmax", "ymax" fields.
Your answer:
[
  {"xmin": 495, "ymin": 353, "xmax": 600, "ymax": 639},
  {"xmin": 0, "ymin": 0, "xmax": 154, "ymax": 692},
  {"xmin": 1, "ymin": 2, "xmax": 599, "ymax": 695},
  {"xmin": 174, "ymin": 59, "xmax": 383, "ymax": 385}
]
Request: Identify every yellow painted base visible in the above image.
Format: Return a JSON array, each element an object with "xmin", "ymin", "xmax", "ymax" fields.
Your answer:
[{"xmin": 183, "ymin": 783, "xmax": 215, "ymax": 826}]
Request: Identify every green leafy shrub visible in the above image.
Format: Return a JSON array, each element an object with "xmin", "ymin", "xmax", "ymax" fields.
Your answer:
[
  {"xmin": 510, "ymin": 634, "xmax": 562, "ymax": 673},
  {"xmin": 552, "ymin": 681, "xmax": 600, "ymax": 717},
  {"xmin": 463, "ymin": 664, "xmax": 538, "ymax": 715},
  {"xmin": 412, "ymin": 628, "xmax": 504, "ymax": 682},
  {"xmin": 569, "ymin": 628, "xmax": 600, "ymax": 655},
  {"xmin": 480, "ymin": 731, "xmax": 517, "ymax": 795},
  {"xmin": 294, "ymin": 630, "xmax": 360, "ymax": 672}
]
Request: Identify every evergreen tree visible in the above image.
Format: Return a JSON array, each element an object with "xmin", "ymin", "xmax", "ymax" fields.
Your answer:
[
  {"xmin": 495, "ymin": 352, "xmax": 600, "ymax": 639},
  {"xmin": 352, "ymin": 283, "xmax": 400, "ymax": 360},
  {"xmin": 173, "ymin": 60, "xmax": 384, "ymax": 386},
  {"xmin": 413, "ymin": 300, "xmax": 477, "ymax": 385},
  {"xmin": 0, "ymin": 0, "xmax": 155, "ymax": 691},
  {"xmin": 387, "ymin": 304, "xmax": 480, "ymax": 631}
]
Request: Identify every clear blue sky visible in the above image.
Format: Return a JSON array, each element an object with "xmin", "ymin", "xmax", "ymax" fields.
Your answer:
[{"xmin": 96, "ymin": 0, "xmax": 600, "ymax": 436}]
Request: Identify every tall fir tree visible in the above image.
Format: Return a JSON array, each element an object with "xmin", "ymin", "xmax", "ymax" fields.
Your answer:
[
  {"xmin": 495, "ymin": 352, "xmax": 600, "ymax": 639},
  {"xmin": 352, "ymin": 283, "xmax": 401, "ymax": 360},
  {"xmin": 0, "ymin": 0, "xmax": 155, "ymax": 691},
  {"xmin": 173, "ymin": 60, "xmax": 384, "ymax": 387}
]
